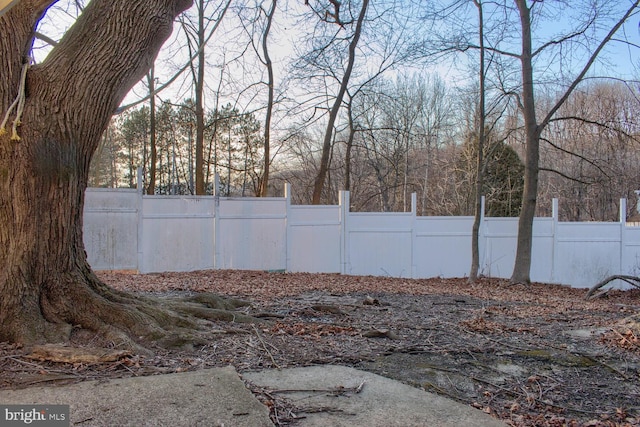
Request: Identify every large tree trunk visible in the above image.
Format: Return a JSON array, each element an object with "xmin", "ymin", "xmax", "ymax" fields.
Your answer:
[{"xmin": 0, "ymin": 0, "xmax": 246, "ymax": 349}]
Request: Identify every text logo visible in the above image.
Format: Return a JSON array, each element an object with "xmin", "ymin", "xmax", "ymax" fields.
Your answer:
[{"xmin": 0, "ymin": 406, "xmax": 69, "ymax": 427}]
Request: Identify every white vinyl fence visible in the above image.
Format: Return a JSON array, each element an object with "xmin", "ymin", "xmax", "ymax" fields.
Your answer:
[{"xmin": 83, "ymin": 185, "xmax": 640, "ymax": 289}]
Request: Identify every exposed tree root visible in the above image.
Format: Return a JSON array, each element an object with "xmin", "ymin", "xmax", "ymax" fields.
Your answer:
[
  {"xmin": 5, "ymin": 267, "xmax": 265, "ymax": 357},
  {"xmin": 26, "ymin": 344, "xmax": 132, "ymax": 364}
]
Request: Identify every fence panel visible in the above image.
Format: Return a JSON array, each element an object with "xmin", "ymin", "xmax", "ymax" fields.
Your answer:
[
  {"xmin": 414, "ymin": 216, "xmax": 473, "ymax": 278},
  {"xmin": 530, "ymin": 218, "xmax": 555, "ymax": 284},
  {"xmin": 83, "ymin": 189, "xmax": 138, "ymax": 271},
  {"xmin": 139, "ymin": 196, "xmax": 215, "ymax": 273},
  {"xmin": 346, "ymin": 213, "xmax": 414, "ymax": 277},
  {"xmin": 482, "ymin": 218, "xmax": 518, "ymax": 279},
  {"xmin": 216, "ymin": 198, "xmax": 287, "ymax": 270},
  {"xmin": 287, "ymin": 205, "xmax": 342, "ymax": 273},
  {"xmin": 622, "ymin": 226, "xmax": 640, "ymax": 277},
  {"xmin": 554, "ymin": 222, "xmax": 621, "ymax": 288}
]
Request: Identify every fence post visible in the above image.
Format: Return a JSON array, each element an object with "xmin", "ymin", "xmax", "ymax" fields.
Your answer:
[
  {"xmin": 479, "ymin": 195, "xmax": 486, "ymax": 275},
  {"xmin": 135, "ymin": 167, "xmax": 144, "ymax": 273},
  {"xmin": 284, "ymin": 183, "xmax": 291, "ymax": 273},
  {"xmin": 551, "ymin": 198, "xmax": 558, "ymax": 283},
  {"xmin": 620, "ymin": 198, "xmax": 627, "ymax": 275},
  {"xmin": 411, "ymin": 192, "xmax": 417, "ymax": 278},
  {"xmin": 213, "ymin": 173, "xmax": 221, "ymax": 270},
  {"xmin": 339, "ymin": 190, "xmax": 350, "ymax": 275}
]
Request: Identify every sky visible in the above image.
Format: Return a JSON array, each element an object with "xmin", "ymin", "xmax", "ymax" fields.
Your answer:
[{"xmin": 30, "ymin": 0, "xmax": 640, "ymax": 117}]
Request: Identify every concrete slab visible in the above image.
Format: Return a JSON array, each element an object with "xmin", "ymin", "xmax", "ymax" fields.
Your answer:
[
  {"xmin": 243, "ymin": 365, "xmax": 506, "ymax": 427},
  {"xmin": 0, "ymin": 366, "xmax": 272, "ymax": 427},
  {"xmin": 0, "ymin": 365, "xmax": 507, "ymax": 427}
]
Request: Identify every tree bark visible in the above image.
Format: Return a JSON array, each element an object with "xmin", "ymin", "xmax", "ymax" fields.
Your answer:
[
  {"xmin": 147, "ymin": 68, "xmax": 158, "ymax": 195},
  {"xmin": 469, "ymin": 0, "xmax": 485, "ymax": 283},
  {"xmin": 194, "ymin": 0, "xmax": 206, "ymax": 195},
  {"xmin": 510, "ymin": 0, "xmax": 539, "ymax": 285},
  {"xmin": 344, "ymin": 99, "xmax": 355, "ymax": 192},
  {"xmin": 259, "ymin": 0, "xmax": 276, "ymax": 197},
  {"xmin": 311, "ymin": 0, "xmax": 368, "ymax": 204},
  {"xmin": 0, "ymin": 0, "xmax": 202, "ymax": 347}
]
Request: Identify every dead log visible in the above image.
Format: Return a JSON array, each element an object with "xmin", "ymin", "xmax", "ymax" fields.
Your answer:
[{"xmin": 585, "ymin": 275, "xmax": 640, "ymax": 300}]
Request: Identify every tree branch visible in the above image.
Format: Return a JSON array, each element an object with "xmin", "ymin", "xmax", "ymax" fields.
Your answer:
[
  {"xmin": 539, "ymin": 0, "xmax": 640, "ymax": 130},
  {"xmin": 538, "ymin": 167, "xmax": 594, "ymax": 185},
  {"xmin": 118, "ymin": 0, "xmax": 231, "ymax": 113},
  {"xmin": 547, "ymin": 115, "xmax": 637, "ymax": 141},
  {"xmin": 540, "ymin": 136, "xmax": 610, "ymax": 178},
  {"xmin": 532, "ymin": 12, "xmax": 596, "ymax": 58},
  {"xmin": 34, "ymin": 30, "xmax": 57, "ymax": 47}
]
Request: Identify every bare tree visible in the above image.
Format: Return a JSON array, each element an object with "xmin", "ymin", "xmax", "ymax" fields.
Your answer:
[
  {"xmin": 469, "ymin": 0, "xmax": 486, "ymax": 283},
  {"xmin": 181, "ymin": 0, "xmax": 230, "ymax": 194},
  {"xmin": 258, "ymin": 0, "xmax": 276, "ymax": 196},
  {"xmin": 344, "ymin": 74, "xmax": 453, "ymax": 212},
  {"xmin": 537, "ymin": 81, "xmax": 640, "ymax": 221},
  {"xmin": 237, "ymin": 0, "xmax": 278, "ymax": 196},
  {"xmin": 308, "ymin": 0, "xmax": 369, "ymax": 204},
  {"xmin": 510, "ymin": 0, "xmax": 639, "ymax": 284}
]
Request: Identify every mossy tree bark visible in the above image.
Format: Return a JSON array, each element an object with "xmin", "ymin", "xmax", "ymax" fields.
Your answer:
[{"xmin": 0, "ymin": 0, "xmax": 252, "ymax": 351}]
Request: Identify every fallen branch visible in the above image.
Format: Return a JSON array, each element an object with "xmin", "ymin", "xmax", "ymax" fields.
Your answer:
[
  {"xmin": 470, "ymin": 374, "xmax": 602, "ymax": 416},
  {"xmin": 585, "ymin": 275, "xmax": 640, "ymax": 300},
  {"xmin": 247, "ymin": 383, "xmax": 305, "ymax": 426}
]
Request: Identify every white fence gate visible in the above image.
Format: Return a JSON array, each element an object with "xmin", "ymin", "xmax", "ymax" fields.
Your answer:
[{"xmin": 83, "ymin": 185, "xmax": 640, "ymax": 289}]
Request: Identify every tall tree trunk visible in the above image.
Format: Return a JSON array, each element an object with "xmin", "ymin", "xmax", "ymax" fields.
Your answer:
[
  {"xmin": 344, "ymin": 99, "xmax": 355, "ymax": 192},
  {"xmin": 194, "ymin": 0, "xmax": 206, "ymax": 195},
  {"xmin": 147, "ymin": 68, "xmax": 158, "ymax": 195},
  {"xmin": 0, "ymin": 0, "xmax": 205, "ymax": 347},
  {"xmin": 311, "ymin": 0, "xmax": 368, "ymax": 204},
  {"xmin": 510, "ymin": 0, "xmax": 539, "ymax": 284},
  {"xmin": 258, "ymin": 0, "xmax": 276, "ymax": 197},
  {"xmin": 469, "ymin": 0, "xmax": 486, "ymax": 283}
]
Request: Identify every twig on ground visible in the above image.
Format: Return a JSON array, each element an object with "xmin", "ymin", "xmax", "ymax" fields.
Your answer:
[
  {"xmin": 267, "ymin": 381, "xmax": 366, "ymax": 396},
  {"xmin": 611, "ymin": 328, "xmax": 640, "ymax": 348},
  {"xmin": 252, "ymin": 325, "xmax": 281, "ymax": 369}
]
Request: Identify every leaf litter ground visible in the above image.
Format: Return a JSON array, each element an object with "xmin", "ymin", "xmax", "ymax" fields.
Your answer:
[{"xmin": 1, "ymin": 270, "xmax": 639, "ymax": 426}]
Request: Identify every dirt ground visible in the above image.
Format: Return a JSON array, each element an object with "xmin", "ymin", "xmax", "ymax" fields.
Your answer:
[{"xmin": 1, "ymin": 270, "xmax": 639, "ymax": 427}]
